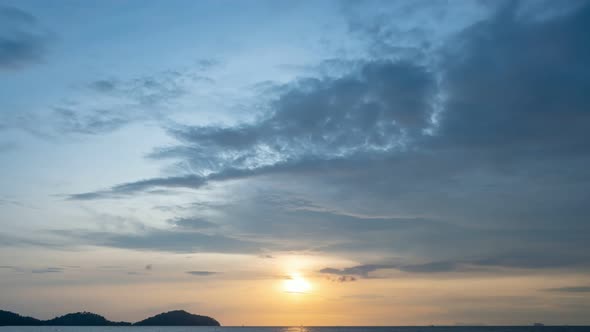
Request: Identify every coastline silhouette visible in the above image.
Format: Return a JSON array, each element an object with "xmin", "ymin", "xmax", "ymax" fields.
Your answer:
[{"xmin": 0, "ymin": 309, "xmax": 220, "ymax": 326}]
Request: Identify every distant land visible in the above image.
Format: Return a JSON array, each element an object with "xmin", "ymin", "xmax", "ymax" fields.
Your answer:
[{"xmin": 0, "ymin": 309, "xmax": 220, "ymax": 326}]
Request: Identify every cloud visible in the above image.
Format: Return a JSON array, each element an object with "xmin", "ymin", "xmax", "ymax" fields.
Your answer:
[
  {"xmin": 31, "ymin": 267, "xmax": 63, "ymax": 274},
  {"xmin": 544, "ymin": 286, "xmax": 590, "ymax": 293},
  {"xmin": 0, "ymin": 232, "xmax": 67, "ymax": 249},
  {"xmin": 400, "ymin": 261, "xmax": 460, "ymax": 273},
  {"xmin": 157, "ymin": 59, "xmax": 436, "ymax": 164},
  {"xmin": 45, "ymin": 70, "xmax": 192, "ymax": 136},
  {"xmin": 69, "ymin": 60, "xmax": 436, "ymax": 198},
  {"xmin": 52, "ymin": 227, "xmax": 268, "ymax": 254},
  {"xmin": 63, "ymin": 2, "xmax": 590, "ymax": 272},
  {"xmin": 320, "ymin": 264, "xmax": 396, "ymax": 278},
  {"xmin": 68, "ymin": 175, "xmax": 208, "ymax": 200},
  {"xmin": 320, "ymin": 251, "xmax": 590, "ymax": 278},
  {"xmin": 168, "ymin": 217, "xmax": 218, "ymax": 230},
  {"xmin": 436, "ymin": 1, "xmax": 590, "ymax": 157},
  {"xmin": 319, "ymin": 262, "xmax": 464, "ymax": 278},
  {"xmin": 7, "ymin": 65, "xmax": 216, "ymax": 137},
  {"xmin": 47, "ymin": 106, "xmax": 135, "ymax": 135},
  {"xmin": 86, "ymin": 71, "xmax": 191, "ymax": 106},
  {"xmin": 145, "ymin": 264, "xmax": 153, "ymax": 271},
  {"xmin": 319, "ymin": 263, "xmax": 459, "ymax": 278},
  {"xmin": 69, "ymin": 2, "xmax": 590, "ymax": 201},
  {"xmin": 328, "ymin": 275, "xmax": 357, "ymax": 283},
  {"xmin": 344, "ymin": 0, "xmax": 449, "ymax": 60},
  {"xmin": 65, "ymin": 189, "xmax": 590, "ymax": 269},
  {"xmin": 186, "ymin": 271, "xmax": 218, "ymax": 276},
  {"xmin": 0, "ymin": 6, "xmax": 51, "ymax": 70}
]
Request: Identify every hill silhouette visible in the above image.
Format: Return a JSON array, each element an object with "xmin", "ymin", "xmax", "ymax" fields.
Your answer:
[
  {"xmin": 44, "ymin": 312, "xmax": 131, "ymax": 326},
  {"xmin": 135, "ymin": 310, "xmax": 220, "ymax": 326},
  {"xmin": 0, "ymin": 309, "xmax": 219, "ymax": 326},
  {"xmin": 0, "ymin": 310, "xmax": 42, "ymax": 326}
]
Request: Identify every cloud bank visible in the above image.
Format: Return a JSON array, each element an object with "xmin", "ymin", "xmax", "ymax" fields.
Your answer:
[{"xmin": 43, "ymin": 1, "xmax": 590, "ymax": 274}]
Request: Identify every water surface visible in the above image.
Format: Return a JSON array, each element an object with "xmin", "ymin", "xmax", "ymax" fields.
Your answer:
[{"xmin": 1, "ymin": 326, "xmax": 588, "ymax": 332}]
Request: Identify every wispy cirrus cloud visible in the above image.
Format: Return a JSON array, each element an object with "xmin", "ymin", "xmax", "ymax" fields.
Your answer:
[{"xmin": 4, "ymin": 62, "xmax": 218, "ymax": 138}]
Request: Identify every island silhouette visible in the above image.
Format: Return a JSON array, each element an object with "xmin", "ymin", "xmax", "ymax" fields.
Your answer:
[{"xmin": 0, "ymin": 309, "xmax": 220, "ymax": 326}]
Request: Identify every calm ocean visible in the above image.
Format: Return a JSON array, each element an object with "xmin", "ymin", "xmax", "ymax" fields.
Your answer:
[{"xmin": 0, "ymin": 327, "xmax": 588, "ymax": 332}]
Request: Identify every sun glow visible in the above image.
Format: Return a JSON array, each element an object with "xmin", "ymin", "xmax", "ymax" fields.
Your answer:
[{"xmin": 283, "ymin": 273, "xmax": 312, "ymax": 293}]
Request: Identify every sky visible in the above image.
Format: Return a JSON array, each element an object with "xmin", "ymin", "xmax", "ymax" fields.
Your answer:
[{"xmin": 1, "ymin": 0, "xmax": 590, "ymax": 326}]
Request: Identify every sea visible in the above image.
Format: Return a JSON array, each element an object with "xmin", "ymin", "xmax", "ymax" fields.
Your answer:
[{"xmin": 1, "ymin": 327, "xmax": 589, "ymax": 332}]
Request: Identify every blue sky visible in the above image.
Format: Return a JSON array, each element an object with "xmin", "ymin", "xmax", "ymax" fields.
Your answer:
[{"xmin": 1, "ymin": 0, "xmax": 590, "ymax": 326}]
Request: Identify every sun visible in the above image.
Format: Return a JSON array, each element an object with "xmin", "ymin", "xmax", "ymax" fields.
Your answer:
[{"xmin": 283, "ymin": 273, "xmax": 312, "ymax": 293}]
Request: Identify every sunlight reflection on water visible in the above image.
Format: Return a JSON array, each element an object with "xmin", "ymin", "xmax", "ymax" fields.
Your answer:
[{"xmin": 283, "ymin": 327, "xmax": 310, "ymax": 332}]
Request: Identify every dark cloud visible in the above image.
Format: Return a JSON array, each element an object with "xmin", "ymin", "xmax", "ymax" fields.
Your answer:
[
  {"xmin": 31, "ymin": 267, "xmax": 63, "ymax": 274},
  {"xmin": 66, "ymin": 189, "xmax": 590, "ymax": 270},
  {"xmin": 319, "ymin": 262, "xmax": 466, "ymax": 277},
  {"xmin": 544, "ymin": 286, "xmax": 590, "ymax": 293},
  {"xmin": 207, "ymin": 197, "xmax": 590, "ymax": 270},
  {"xmin": 156, "ymin": 60, "xmax": 436, "ymax": 167},
  {"xmin": 69, "ymin": 60, "xmax": 436, "ymax": 198},
  {"xmin": 320, "ymin": 264, "xmax": 395, "ymax": 278},
  {"xmin": 145, "ymin": 264, "xmax": 152, "ymax": 271},
  {"xmin": 320, "ymin": 250, "xmax": 590, "ymax": 278},
  {"xmin": 327, "ymin": 275, "xmax": 357, "ymax": 283},
  {"xmin": 437, "ymin": 1, "xmax": 590, "ymax": 157},
  {"xmin": 319, "ymin": 263, "xmax": 446, "ymax": 278},
  {"xmin": 64, "ymin": 2, "xmax": 590, "ymax": 272},
  {"xmin": 71, "ymin": 2, "xmax": 590, "ymax": 200},
  {"xmin": 0, "ymin": 6, "xmax": 51, "ymax": 70},
  {"xmin": 186, "ymin": 271, "xmax": 218, "ymax": 276},
  {"xmin": 68, "ymin": 175, "xmax": 207, "ymax": 200}
]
